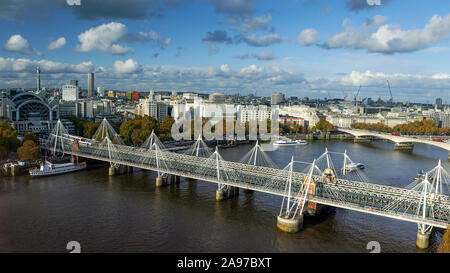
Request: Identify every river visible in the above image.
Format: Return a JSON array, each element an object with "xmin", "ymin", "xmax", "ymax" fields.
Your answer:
[{"xmin": 0, "ymin": 139, "xmax": 448, "ymax": 253}]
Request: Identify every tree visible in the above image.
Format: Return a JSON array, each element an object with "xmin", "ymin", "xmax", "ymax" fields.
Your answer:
[
  {"xmin": 0, "ymin": 121, "xmax": 20, "ymax": 159},
  {"xmin": 23, "ymin": 132, "xmax": 39, "ymax": 143},
  {"xmin": 66, "ymin": 116, "xmax": 86, "ymax": 136},
  {"xmin": 160, "ymin": 115, "xmax": 175, "ymax": 140},
  {"xmin": 83, "ymin": 121, "xmax": 101, "ymax": 138},
  {"xmin": 17, "ymin": 140, "xmax": 40, "ymax": 160},
  {"xmin": 438, "ymin": 226, "xmax": 450, "ymax": 253},
  {"xmin": 312, "ymin": 118, "xmax": 334, "ymax": 133},
  {"xmin": 120, "ymin": 116, "xmax": 160, "ymax": 145}
]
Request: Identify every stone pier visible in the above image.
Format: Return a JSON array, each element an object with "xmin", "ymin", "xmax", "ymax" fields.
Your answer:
[
  {"xmin": 156, "ymin": 176, "xmax": 168, "ymax": 187},
  {"xmin": 394, "ymin": 142, "xmax": 414, "ymax": 151},
  {"xmin": 216, "ymin": 186, "xmax": 239, "ymax": 201},
  {"xmin": 354, "ymin": 136, "xmax": 371, "ymax": 143},
  {"xmin": 108, "ymin": 165, "xmax": 133, "ymax": 176},
  {"xmin": 416, "ymin": 230, "xmax": 432, "ymax": 249},
  {"xmin": 277, "ymin": 214, "xmax": 304, "ymax": 233}
]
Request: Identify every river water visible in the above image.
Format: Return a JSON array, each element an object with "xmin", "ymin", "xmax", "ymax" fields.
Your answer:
[{"xmin": 0, "ymin": 140, "xmax": 448, "ymax": 253}]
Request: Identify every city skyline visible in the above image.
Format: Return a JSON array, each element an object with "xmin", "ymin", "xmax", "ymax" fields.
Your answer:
[{"xmin": 0, "ymin": 0, "xmax": 450, "ymax": 103}]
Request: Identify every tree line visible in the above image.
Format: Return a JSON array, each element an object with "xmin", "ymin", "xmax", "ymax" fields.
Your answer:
[
  {"xmin": 0, "ymin": 121, "xmax": 40, "ymax": 160},
  {"xmin": 351, "ymin": 119, "xmax": 450, "ymax": 135}
]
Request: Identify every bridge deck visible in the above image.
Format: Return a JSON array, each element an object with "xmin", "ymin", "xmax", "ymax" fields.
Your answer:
[{"xmin": 45, "ymin": 136, "xmax": 450, "ymax": 229}]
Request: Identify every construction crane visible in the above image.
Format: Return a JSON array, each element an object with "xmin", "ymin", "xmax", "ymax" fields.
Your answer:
[
  {"xmin": 354, "ymin": 85, "xmax": 361, "ymax": 106},
  {"xmin": 386, "ymin": 80, "xmax": 394, "ymax": 106}
]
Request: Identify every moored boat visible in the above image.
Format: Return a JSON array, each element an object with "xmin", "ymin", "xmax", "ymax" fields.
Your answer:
[{"xmin": 29, "ymin": 161, "xmax": 86, "ymax": 177}]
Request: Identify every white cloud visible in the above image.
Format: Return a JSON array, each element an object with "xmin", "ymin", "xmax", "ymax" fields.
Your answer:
[
  {"xmin": 324, "ymin": 13, "xmax": 450, "ymax": 54},
  {"xmin": 242, "ymin": 33, "xmax": 285, "ymax": 47},
  {"xmin": 74, "ymin": 22, "xmax": 171, "ymax": 55},
  {"xmin": 237, "ymin": 14, "xmax": 272, "ymax": 33},
  {"xmin": 296, "ymin": 29, "xmax": 318, "ymax": 46},
  {"xmin": 47, "ymin": 37, "xmax": 66, "ymax": 50},
  {"xmin": 4, "ymin": 34, "xmax": 34, "ymax": 55},
  {"xmin": 113, "ymin": 58, "xmax": 140, "ymax": 73},
  {"xmin": 0, "ymin": 57, "xmax": 94, "ymax": 73}
]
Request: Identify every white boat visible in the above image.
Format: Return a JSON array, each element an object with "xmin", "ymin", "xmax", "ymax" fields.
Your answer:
[
  {"xmin": 273, "ymin": 139, "xmax": 307, "ymax": 146},
  {"xmin": 344, "ymin": 162, "xmax": 365, "ymax": 172},
  {"xmin": 29, "ymin": 161, "xmax": 86, "ymax": 177}
]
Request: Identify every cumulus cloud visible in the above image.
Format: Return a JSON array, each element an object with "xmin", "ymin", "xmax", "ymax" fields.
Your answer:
[
  {"xmin": 47, "ymin": 37, "xmax": 66, "ymax": 50},
  {"xmin": 113, "ymin": 59, "xmax": 141, "ymax": 74},
  {"xmin": 4, "ymin": 34, "xmax": 35, "ymax": 55},
  {"xmin": 237, "ymin": 14, "xmax": 273, "ymax": 33},
  {"xmin": 233, "ymin": 51, "xmax": 275, "ymax": 61},
  {"xmin": 346, "ymin": 0, "xmax": 393, "ymax": 12},
  {"xmin": 240, "ymin": 33, "xmax": 285, "ymax": 47},
  {"xmin": 296, "ymin": 29, "xmax": 319, "ymax": 46},
  {"xmin": 0, "ymin": 57, "xmax": 94, "ymax": 73},
  {"xmin": 74, "ymin": 22, "xmax": 171, "ymax": 55},
  {"xmin": 201, "ymin": 30, "xmax": 233, "ymax": 52},
  {"xmin": 323, "ymin": 14, "xmax": 450, "ymax": 54}
]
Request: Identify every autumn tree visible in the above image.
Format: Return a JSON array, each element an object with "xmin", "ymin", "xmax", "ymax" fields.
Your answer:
[
  {"xmin": 17, "ymin": 140, "xmax": 40, "ymax": 160},
  {"xmin": 23, "ymin": 132, "xmax": 39, "ymax": 143},
  {"xmin": 312, "ymin": 118, "xmax": 334, "ymax": 133},
  {"xmin": 0, "ymin": 121, "xmax": 20, "ymax": 159},
  {"xmin": 83, "ymin": 121, "xmax": 101, "ymax": 138},
  {"xmin": 438, "ymin": 226, "xmax": 450, "ymax": 253},
  {"xmin": 159, "ymin": 116, "xmax": 175, "ymax": 140},
  {"xmin": 120, "ymin": 116, "xmax": 159, "ymax": 146}
]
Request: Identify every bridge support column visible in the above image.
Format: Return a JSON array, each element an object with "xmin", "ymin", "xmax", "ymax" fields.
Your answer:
[
  {"xmin": 394, "ymin": 143, "xmax": 414, "ymax": 151},
  {"xmin": 354, "ymin": 137, "xmax": 371, "ymax": 143},
  {"xmin": 156, "ymin": 176, "xmax": 168, "ymax": 187},
  {"xmin": 109, "ymin": 165, "xmax": 133, "ymax": 176},
  {"xmin": 277, "ymin": 214, "xmax": 304, "ymax": 233},
  {"xmin": 216, "ymin": 186, "xmax": 239, "ymax": 201},
  {"xmin": 176, "ymin": 176, "xmax": 181, "ymax": 184},
  {"xmin": 416, "ymin": 230, "xmax": 432, "ymax": 249}
]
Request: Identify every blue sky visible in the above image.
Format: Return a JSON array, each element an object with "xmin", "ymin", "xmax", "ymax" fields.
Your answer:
[{"xmin": 0, "ymin": 0, "xmax": 450, "ymax": 103}]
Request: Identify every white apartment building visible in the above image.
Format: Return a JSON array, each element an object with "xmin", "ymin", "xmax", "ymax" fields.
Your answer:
[{"xmin": 62, "ymin": 84, "xmax": 79, "ymax": 101}]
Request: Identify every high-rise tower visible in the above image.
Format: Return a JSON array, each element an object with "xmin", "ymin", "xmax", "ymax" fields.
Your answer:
[
  {"xmin": 88, "ymin": 72, "xmax": 95, "ymax": 97},
  {"xmin": 36, "ymin": 67, "xmax": 41, "ymax": 91}
]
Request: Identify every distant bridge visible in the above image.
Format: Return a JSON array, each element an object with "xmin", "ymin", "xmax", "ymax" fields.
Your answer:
[{"xmin": 338, "ymin": 128, "xmax": 450, "ymax": 158}]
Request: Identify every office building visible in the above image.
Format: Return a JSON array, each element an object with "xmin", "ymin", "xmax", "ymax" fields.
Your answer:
[{"xmin": 88, "ymin": 72, "xmax": 95, "ymax": 97}]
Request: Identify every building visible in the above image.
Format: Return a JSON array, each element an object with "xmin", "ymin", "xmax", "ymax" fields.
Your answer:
[
  {"xmin": 97, "ymin": 86, "xmax": 105, "ymax": 97},
  {"xmin": 87, "ymin": 72, "xmax": 95, "ymax": 97},
  {"xmin": 271, "ymin": 92, "xmax": 284, "ymax": 105},
  {"xmin": 70, "ymin": 80, "xmax": 79, "ymax": 87},
  {"xmin": 62, "ymin": 84, "xmax": 79, "ymax": 101},
  {"xmin": 0, "ymin": 91, "xmax": 60, "ymax": 135},
  {"xmin": 209, "ymin": 93, "xmax": 225, "ymax": 104},
  {"xmin": 36, "ymin": 67, "xmax": 41, "ymax": 92},
  {"xmin": 436, "ymin": 98, "xmax": 443, "ymax": 109},
  {"xmin": 238, "ymin": 105, "xmax": 271, "ymax": 122},
  {"xmin": 135, "ymin": 96, "xmax": 169, "ymax": 122}
]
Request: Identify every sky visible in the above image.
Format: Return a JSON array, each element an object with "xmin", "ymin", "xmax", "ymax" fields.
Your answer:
[{"xmin": 0, "ymin": 0, "xmax": 450, "ymax": 103}]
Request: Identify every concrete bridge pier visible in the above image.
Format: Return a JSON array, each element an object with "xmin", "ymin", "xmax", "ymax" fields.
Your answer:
[
  {"xmin": 277, "ymin": 214, "xmax": 304, "ymax": 233},
  {"xmin": 394, "ymin": 142, "xmax": 414, "ymax": 151},
  {"xmin": 216, "ymin": 186, "xmax": 239, "ymax": 201},
  {"xmin": 416, "ymin": 230, "xmax": 432, "ymax": 249},
  {"xmin": 108, "ymin": 165, "xmax": 133, "ymax": 176},
  {"xmin": 354, "ymin": 136, "xmax": 371, "ymax": 143},
  {"xmin": 156, "ymin": 175, "xmax": 168, "ymax": 187}
]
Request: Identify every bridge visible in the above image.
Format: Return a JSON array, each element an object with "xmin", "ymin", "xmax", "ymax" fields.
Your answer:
[
  {"xmin": 43, "ymin": 119, "xmax": 450, "ymax": 249},
  {"xmin": 338, "ymin": 128, "xmax": 450, "ymax": 159}
]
